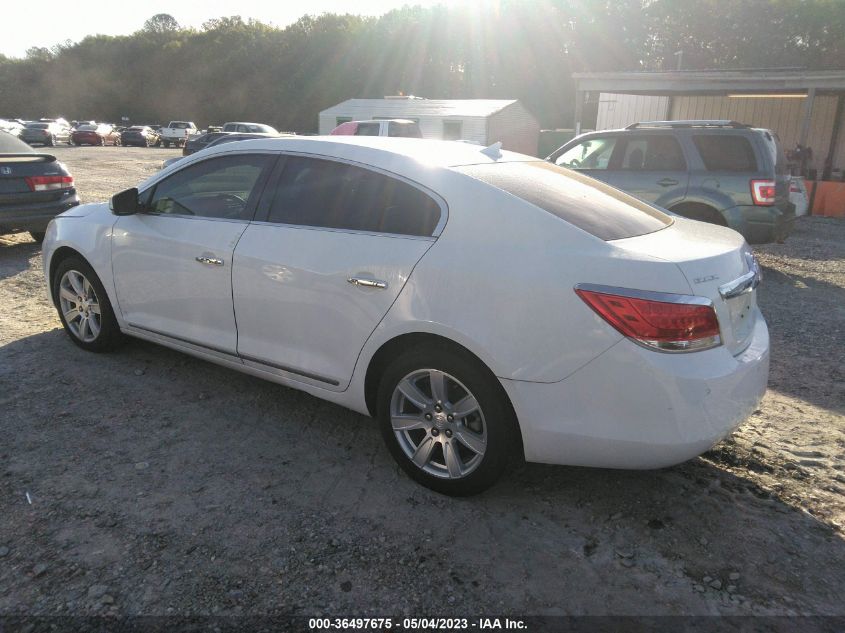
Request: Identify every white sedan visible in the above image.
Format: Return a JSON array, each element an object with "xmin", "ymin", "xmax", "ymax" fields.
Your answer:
[{"xmin": 43, "ymin": 137, "xmax": 769, "ymax": 495}]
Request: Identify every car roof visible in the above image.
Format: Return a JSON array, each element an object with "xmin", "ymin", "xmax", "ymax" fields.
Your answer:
[{"xmin": 195, "ymin": 136, "xmax": 536, "ymax": 169}]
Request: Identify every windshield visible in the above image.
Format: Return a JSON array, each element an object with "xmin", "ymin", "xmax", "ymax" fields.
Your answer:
[
  {"xmin": 78, "ymin": 125, "xmax": 97, "ymax": 131},
  {"xmin": 457, "ymin": 161, "xmax": 673, "ymax": 241},
  {"xmin": 27, "ymin": 123, "xmax": 49, "ymax": 129}
]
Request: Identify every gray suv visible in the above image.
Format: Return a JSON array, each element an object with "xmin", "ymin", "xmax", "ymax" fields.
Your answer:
[{"xmin": 548, "ymin": 120, "xmax": 794, "ymax": 243}]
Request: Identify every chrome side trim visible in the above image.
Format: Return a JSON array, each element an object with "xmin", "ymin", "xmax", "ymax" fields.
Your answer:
[{"xmin": 126, "ymin": 323, "xmax": 340, "ymax": 386}]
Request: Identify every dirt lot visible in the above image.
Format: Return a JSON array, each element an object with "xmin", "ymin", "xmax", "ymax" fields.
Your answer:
[{"xmin": 1, "ymin": 146, "xmax": 844, "ymax": 618}]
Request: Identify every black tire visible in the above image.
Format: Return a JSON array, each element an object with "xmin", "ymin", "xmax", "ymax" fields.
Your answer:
[
  {"xmin": 46, "ymin": 135, "xmax": 55, "ymax": 147},
  {"xmin": 29, "ymin": 231, "xmax": 46, "ymax": 243},
  {"xmin": 376, "ymin": 344, "xmax": 518, "ymax": 496},
  {"xmin": 52, "ymin": 256, "xmax": 124, "ymax": 352},
  {"xmin": 670, "ymin": 202, "xmax": 727, "ymax": 226},
  {"xmin": 162, "ymin": 140, "xmax": 170, "ymax": 148}
]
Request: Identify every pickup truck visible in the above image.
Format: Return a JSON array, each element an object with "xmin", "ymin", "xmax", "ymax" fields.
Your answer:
[{"xmin": 159, "ymin": 121, "xmax": 197, "ymax": 148}]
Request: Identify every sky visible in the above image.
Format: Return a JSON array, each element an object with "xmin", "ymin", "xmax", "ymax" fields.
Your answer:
[{"xmin": 0, "ymin": 0, "xmax": 476, "ymax": 59}]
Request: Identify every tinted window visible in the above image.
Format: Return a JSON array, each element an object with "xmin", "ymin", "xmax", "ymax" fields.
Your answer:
[
  {"xmin": 458, "ymin": 161, "xmax": 672, "ymax": 241},
  {"xmin": 443, "ymin": 120, "xmax": 462, "ymax": 140},
  {"xmin": 760, "ymin": 130, "xmax": 788, "ymax": 175},
  {"xmin": 388, "ymin": 121, "xmax": 422, "ymax": 138},
  {"xmin": 555, "ymin": 137, "xmax": 616, "ymax": 170},
  {"xmin": 356, "ymin": 123, "xmax": 381, "ymax": 136},
  {"xmin": 266, "ymin": 156, "xmax": 441, "ymax": 237},
  {"xmin": 146, "ymin": 154, "xmax": 269, "ymax": 220},
  {"xmin": 618, "ymin": 135, "xmax": 686, "ymax": 171},
  {"xmin": 693, "ymin": 135, "xmax": 757, "ymax": 171}
]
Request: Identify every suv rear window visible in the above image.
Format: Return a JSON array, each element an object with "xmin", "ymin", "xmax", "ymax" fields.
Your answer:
[
  {"xmin": 458, "ymin": 161, "xmax": 672, "ymax": 241},
  {"xmin": 693, "ymin": 135, "xmax": 757, "ymax": 171}
]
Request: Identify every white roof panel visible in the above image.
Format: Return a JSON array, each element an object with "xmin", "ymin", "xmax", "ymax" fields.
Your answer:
[{"xmin": 320, "ymin": 99, "xmax": 519, "ymax": 118}]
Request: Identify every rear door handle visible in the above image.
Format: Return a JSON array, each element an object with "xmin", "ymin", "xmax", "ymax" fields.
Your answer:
[
  {"xmin": 657, "ymin": 178, "xmax": 679, "ymax": 187},
  {"xmin": 347, "ymin": 277, "xmax": 388, "ymax": 289},
  {"xmin": 195, "ymin": 256, "xmax": 224, "ymax": 266}
]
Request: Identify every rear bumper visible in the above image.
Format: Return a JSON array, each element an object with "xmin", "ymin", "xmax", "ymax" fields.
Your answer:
[
  {"xmin": 502, "ymin": 312, "xmax": 769, "ymax": 469},
  {"xmin": 0, "ymin": 193, "xmax": 80, "ymax": 233},
  {"xmin": 723, "ymin": 202, "xmax": 795, "ymax": 243}
]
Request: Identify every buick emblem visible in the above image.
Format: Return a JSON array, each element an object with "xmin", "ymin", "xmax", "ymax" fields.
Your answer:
[{"xmin": 0, "ymin": 167, "xmax": 11, "ymax": 175}]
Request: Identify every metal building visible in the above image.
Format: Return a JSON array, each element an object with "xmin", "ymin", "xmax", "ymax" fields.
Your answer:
[
  {"xmin": 319, "ymin": 98, "xmax": 540, "ymax": 155},
  {"xmin": 571, "ymin": 69, "xmax": 845, "ymax": 181}
]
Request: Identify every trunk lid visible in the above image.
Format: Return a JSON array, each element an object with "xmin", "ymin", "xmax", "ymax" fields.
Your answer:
[{"xmin": 611, "ymin": 218, "xmax": 759, "ymax": 355}]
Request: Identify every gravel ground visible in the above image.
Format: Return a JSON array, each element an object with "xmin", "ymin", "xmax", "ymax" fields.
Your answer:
[{"xmin": 0, "ymin": 146, "xmax": 843, "ymax": 618}]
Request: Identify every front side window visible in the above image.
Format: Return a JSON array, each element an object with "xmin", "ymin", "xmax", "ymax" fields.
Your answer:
[
  {"xmin": 389, "ymin": 121, "xmax": 422, "ymax": 138},
  {"xmin": 266, "ymin": 156, "xmax": 442, "ymax": 237},
  {"xmin": 145, "ymin": 154, "xmax": 269, "ymax": 220},
  {"xmin": 554, "ymin": 137, "xmax": 617, "ymax": 170}
]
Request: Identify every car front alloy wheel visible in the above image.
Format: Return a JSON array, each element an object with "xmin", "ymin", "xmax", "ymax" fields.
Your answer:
[{"xmin": 53, "ymin": 257, "xmax": 123, "ymax": 352}]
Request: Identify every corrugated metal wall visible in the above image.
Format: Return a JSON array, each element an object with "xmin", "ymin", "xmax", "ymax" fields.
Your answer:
[
  {"xmin": 596, "ymin": 94, "xmax": 669, "ymax": 130},
  {"xmin": 671, "ymin": 95, "xmax": 839, "ymax": 163},
  {"xmin": 487, "ymin": 102, "xmax": 540, "ymax": 155}
]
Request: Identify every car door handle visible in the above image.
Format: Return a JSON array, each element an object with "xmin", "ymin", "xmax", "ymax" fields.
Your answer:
[
  {"xmin": 347, "ymin": 277, "xmax": 388, "ymax": 289},
  {"xmin": 657, "ymin": 178, "xmax": 679, "ymax": 187},
  {"xmin": 195, "ymin": 256, "xmax": 224, "ymax": 266}
]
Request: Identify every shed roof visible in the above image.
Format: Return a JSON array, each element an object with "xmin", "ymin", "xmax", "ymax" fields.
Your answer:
[
  {"xmin": 573, "ymin": 69, "xmax": 845, "ymax": 95},
  {"xmin": 320, "ymin": 99, "xmax": 519, "ymax": 118}
]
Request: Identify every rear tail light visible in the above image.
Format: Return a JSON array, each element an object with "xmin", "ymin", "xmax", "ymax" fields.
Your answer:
[
  {"xmin": 575, "ymin": 285, "xmax": 722, "ymax": 352},
  {"xmin": 751, "ymin": 179, "xmax": 776, "ymax": 206},
  {"xmin": 25, "ymin": 175, "xmax": 74, "ymax": 192}
]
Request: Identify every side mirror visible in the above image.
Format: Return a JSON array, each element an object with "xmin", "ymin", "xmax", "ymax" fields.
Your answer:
[{"xmin": 110, "ymin": 187, "xmax": 140, "ymax": 215}]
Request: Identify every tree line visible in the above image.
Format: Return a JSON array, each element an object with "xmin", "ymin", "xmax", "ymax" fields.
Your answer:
[{"xmin": 1, "ymin": 0, "xmax": 843, "ymax": 131}]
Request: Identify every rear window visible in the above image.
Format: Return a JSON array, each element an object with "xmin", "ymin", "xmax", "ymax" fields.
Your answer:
[
  {"xmin": 458, "ymin": 161, "xmax": 672, "ymax": 241},
  {"xmin": 758, "ymin": 130, "xmax": 788, "ymax": 176},
  {"xmin": 28, "ymin": 123, "xmax": 49, "ymax": 129},
  {"xmin": 0, "ymin": 131, "xmax": 35, "ymax": 153},
  {"xmin": 692, "ymin": 135, "xmax": 757, "ymax": 172}
]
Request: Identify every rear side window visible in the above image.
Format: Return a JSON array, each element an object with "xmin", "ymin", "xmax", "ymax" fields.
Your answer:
[
  {"xmin": 388, "ymin": 121, "xmax": 422, "ymax": 138},
  {"xmin": 355, "ymin": 123, "xmax": 381, "ymax": 136},
  {"xmin": 618, "ymin": 135, "xmax": 686, "ymax": 171},
  {"xmin": 458, "ymin": 161, "xmax": 672, "ymax": 241},
  {"xmin": 266, "ymin": 156, "xmax": 442, "ymax": 237},
  {"xmin": 693, "ymin": 135, "xmax": 757, "ymax": 172}
]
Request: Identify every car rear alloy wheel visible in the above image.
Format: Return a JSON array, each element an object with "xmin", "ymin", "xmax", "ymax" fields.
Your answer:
[
  {"xmin": 390, "ymin": 369, "xmax": 487, "ymax": 479},
  {"xmin": 53, "ymin": 257, "xmax": 123, "ymax": 352},
  {"xmin": 378, "ymin": 346, "xmax": 517, "ymax": 495}
]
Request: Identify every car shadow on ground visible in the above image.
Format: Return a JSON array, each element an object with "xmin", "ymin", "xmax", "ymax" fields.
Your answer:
[
  {"xmin": 0, "ymin": 235, "xmax": 40, "ymax": 280},
  {"xmin": 757, "ymin": 264, "xmax": 845, "ymax": 415},
  {"xmin": 2, "ymin": 330, "xmax": 843, "ymax": 615}
]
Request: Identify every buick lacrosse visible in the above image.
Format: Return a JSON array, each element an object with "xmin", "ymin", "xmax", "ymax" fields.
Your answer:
[{"xmin": 43, "ymin": 137, "xmax": 769, "ymax": 495}]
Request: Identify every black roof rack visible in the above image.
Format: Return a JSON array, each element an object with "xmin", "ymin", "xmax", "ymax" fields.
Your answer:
[{"xmin": 625, "ymin": 120, "xmax": 751, "ymax": 130}]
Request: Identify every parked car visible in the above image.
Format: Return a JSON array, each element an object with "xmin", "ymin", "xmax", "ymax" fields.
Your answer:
[
  {"xmin": 71, "ymin": 123, "xmax": 121, "ymax": 146},
  {"xmin": 330, "ymin": 119, "xmax": 422, "ymax": 138},
  {"xmin": 163, "ymin": 133, "xmax": 284, "ymax": 169},
  {"xmin": 20, "ymin": 121, "xmax": 71, "ymax": 146},
  {"xmin": 159, "ymin": 121, "xmax": 198, "ymax": 148},
  {"xmin": 0, "ymin": 119, "xmax": 25, "ymax": 137},
  {"xmin": 121, "ymin": 126, "xmax": 160, "ymax": 147},
  {"xmin": 222, "ymin": 122, "xmax": 279, "ymax": 134},
  {"xmin": 789, "ymin": 176, "xmax": 809, "ymax": 216},
  {"xmin": 43, "ymin": 136, "xmax": 768, "ymax": 495},
  {"xmin": 182, "ymin": 132, "xmax": 233, "ymax": 156},
  {"xmin": 548, "ymin": 120, "xmax": 794, "ymax": 244},
  {"xmin": 0, "ymin": 131, "xmax": 79, "ymax": 242}
]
